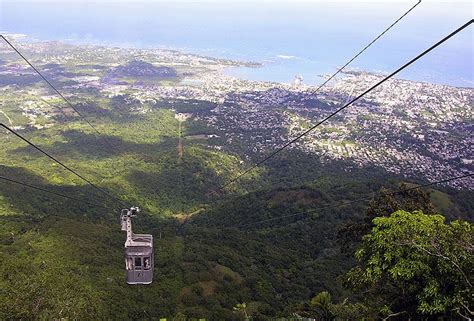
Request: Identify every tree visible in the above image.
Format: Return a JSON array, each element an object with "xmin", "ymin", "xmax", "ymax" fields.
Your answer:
[
  {"xmin": 310, "ymin": 291, "xmax": 336, "ymax": 321},
  {"xmin": 296, "ymin": 291, "xmax": 369, "ymax": 320},
  {"xmin": 346, "ymin": 210, "xmax": 473, "ymax": 319},
  {"xmin": 338, "ymin": 184, "xmax": 435, "ymax": 252}
]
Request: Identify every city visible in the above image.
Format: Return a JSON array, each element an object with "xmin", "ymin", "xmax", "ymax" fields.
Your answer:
[{"xmin": 1, "ymin": 39, "xmax": 472, "ymax": 189}]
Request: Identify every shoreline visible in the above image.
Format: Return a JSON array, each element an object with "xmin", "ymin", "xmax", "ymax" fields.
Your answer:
[{"xmin": 1, "ymin": 32, "xmax": 472, "ymax": 90}]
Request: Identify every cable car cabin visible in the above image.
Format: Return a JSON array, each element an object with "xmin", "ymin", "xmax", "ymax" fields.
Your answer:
[{"xmin": 121, "ymin": 207, "xmax": 153, "ymax": 285}]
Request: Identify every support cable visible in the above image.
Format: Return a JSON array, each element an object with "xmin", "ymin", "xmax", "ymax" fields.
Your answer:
[
  {"xmin": 1, "ymin": 123, "xmax": 128, "ymax": 208},
  {"xmin": 312, "ymin": 0, "xmax": 422, "ymax": 93},
  {"xmin": 208, "ymin": 0, "xmax": 422, "ymax": 194},
  {"xmin": 0, "ymin": 35, "xmax": 102, "ymax": 135},
  {"xmin": 212, "ymin": 20, "xmax": 473, "ymax": 194},
  {"xmin": 0, "ymin": 175, "xmax": 108, "ymax": 208}
]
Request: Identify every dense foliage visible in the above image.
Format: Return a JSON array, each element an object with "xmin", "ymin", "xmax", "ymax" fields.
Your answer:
[
  {"xmin": 346, "ymin": 210, "xmax": 473, "ymax": 319},
  {"xmin": 0, "ymin": 83, "xmax": 472, "ymax": 319}
]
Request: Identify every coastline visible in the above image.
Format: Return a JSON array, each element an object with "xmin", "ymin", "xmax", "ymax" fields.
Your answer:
[{"xmin": 1, "ymin": 32, "xmax": 472, "ymax": 90}]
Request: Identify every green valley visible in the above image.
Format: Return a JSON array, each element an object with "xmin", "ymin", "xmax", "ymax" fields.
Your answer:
[{"xmin": 0, "ymin": 37, "xmax": 472, "ymax": 320}]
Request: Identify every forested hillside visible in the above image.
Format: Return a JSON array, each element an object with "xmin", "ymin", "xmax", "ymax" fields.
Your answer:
[
  {"xmin": 0, "ymin": 40, "xmax": 472, "ymax": 320},
  {"xmin": 1, "ymin": 91, "xmax": 472, "ymax": 319}
]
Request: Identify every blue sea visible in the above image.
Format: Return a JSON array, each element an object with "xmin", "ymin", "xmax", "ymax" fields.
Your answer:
[{"xmin": 0, "ymin": 1, "xmax": 472, "ymax": 87}]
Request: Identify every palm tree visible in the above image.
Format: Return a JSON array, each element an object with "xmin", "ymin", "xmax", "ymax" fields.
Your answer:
[{"xmin": 310, "ymin": 291, "xmax": 336, "ymax": 321}]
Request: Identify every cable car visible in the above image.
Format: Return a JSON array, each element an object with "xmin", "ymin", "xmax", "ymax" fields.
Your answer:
[{"xmin": 120, "ymin": 207, "xmax": 153, "ymax": 285}]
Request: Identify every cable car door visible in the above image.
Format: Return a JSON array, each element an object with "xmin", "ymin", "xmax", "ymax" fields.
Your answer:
[{"xmin": 133, "ymin": 257, "xmax": 145, "ymax": 282}]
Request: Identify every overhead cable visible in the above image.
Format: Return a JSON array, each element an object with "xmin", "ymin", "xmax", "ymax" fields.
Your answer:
[
  {"xmin": 213, "ymin": 20, "xmax": 473, "ymax": 194},
  {"xmin": 312, "ymin": 0, "xmax": 422, "ymax": 93},
  {"xmin": 0, "ymin": 175, "xmax": 107, "ymax": 208},
  {"xmin": 1, "ymin": 123, "xmax": 128, "ymax": 208},
  {"xmin": 0, "ymin": 35, "xmax": 102, "ymax": 135}
]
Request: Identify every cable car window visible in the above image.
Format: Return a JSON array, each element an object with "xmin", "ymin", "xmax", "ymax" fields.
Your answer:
[
  {"xmin": 143, "ymin": 257, "xmax": 150, "ymax": 270},
  {"xmin": 126, "ymin": 258, "xmax": 133, "ymax": 270},
  {"xmin": 134, "ymin": 257, "xmax": 142, "ymax": 268}
]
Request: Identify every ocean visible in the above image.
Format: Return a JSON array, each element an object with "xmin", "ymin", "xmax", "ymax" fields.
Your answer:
[{"xmin": 0, "ymin": 1, "xmax": 472, "ymax": 87}]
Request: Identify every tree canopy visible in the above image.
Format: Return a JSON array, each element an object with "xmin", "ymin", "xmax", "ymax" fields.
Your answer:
[{"xmin": 346, "ymin": 210, "xmax": 473, "ymax": 319}]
